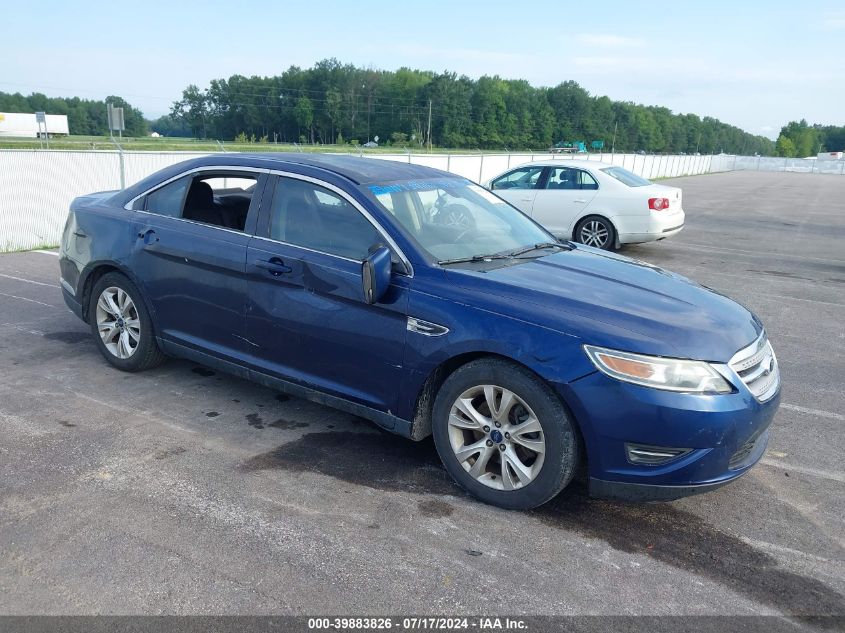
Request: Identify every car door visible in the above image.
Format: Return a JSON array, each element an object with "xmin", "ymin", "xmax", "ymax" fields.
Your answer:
[
  {"xmin": 244, "ymin": 174, "xmax": 410, "ymax": 412},
  {"xmin": 530, "ymin": 166, "xmax": 600, "ymax": 237},
  {"xmin": 488, "ymin": 165, "xmax": 547, "ymax": 215},
  {"xmin": 128, "ymin": 168, "xmax": 267, "ymax": 362}
]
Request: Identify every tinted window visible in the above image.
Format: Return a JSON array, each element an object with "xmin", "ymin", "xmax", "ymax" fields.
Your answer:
[
  {"xmin": 490, "ymin": 166, "xmax": 544, "ymax": 190},
  {"xmin": 270, "ymin": 178, "xmax": 382, "ymax": 260},
  {"xmin": 601, "ymin": 166, "xmax": 652, "ymax": 187},
  {"xmin": 547, "ymin": 167, "xmax": 598, "ymax": 190},
  {"xmin": 145, "ymin": 176, "xmax": 190, "ymax": 217}
]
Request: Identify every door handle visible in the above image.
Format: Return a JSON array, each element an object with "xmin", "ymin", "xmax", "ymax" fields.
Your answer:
[
  {"xmin": 574, "ymin": 199, "xmax": 588, "ymax": 203},
  {"xmin": 137, "ymin": 229, "xmax": 159, "ymax": 244},
  {"xmin": 256, "ymin": 257, "xmax": 292, "ymax": 276}
]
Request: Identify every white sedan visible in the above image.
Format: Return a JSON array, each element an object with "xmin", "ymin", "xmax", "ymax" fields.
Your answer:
[{"xmin": 484, "ymin": 160, "xmax": 684, "ymax": 250}]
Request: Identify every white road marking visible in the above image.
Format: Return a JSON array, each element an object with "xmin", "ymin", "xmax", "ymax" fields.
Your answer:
[
  {"xmin": 760, "ymin": 459, "xmax": 845, "ymax": 484},
  {"xmin": 739, "ymin": 537, "xmax": 841, "ymax": 566},
  {"xmin": 677, "ymin": 241, "xmax": 845, "ymax": 265},
  {"xmin": 762, "ymin": 293, "xmax": 844, "ymax": 308},
  {"xmin": 0, "ymin": 273, "xmax": 58, "ymax": 288},
  {"xmin": 0, "ymin": 323, "xmax": 46, "ymax": 335},
  {"xmin": 781, "ymin": 403, "xmax": 845, "ymax": 422},
  {"xmin": 0, "ymin": 291, "xmax": 56, "ymax": 308},
  {"xmin": 33, "ymin": 250, "xmax": 59, "ymax": 257}
]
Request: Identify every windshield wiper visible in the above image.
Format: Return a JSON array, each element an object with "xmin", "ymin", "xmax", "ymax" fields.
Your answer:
[
  {"xmin": 508, "ymin": 242, "xmax": 570, "ymax": 257},
  {"xmin": 438, "ymin": 253, "xmax": 511, "ymax": 265}
]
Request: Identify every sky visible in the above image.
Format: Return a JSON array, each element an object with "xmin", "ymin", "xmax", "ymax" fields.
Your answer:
[{"xmin": 2, "ymin": 0, "xmax": 843, "ymax": 139}]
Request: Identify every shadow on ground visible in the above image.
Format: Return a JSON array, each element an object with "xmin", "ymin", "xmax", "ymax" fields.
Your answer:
[{"xmin": 242, "ymin": 430, "xmax": 845, "ymax": 619}]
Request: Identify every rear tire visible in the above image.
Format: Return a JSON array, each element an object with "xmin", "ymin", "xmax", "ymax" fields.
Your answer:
[
  {"xmin": 89, "ymin": 272, "xmax": 165, "ymax": 372},
  {"xmin": 432, "ymin": 358, "xmax": 580, "ymax": 510},
  {"xmin": 574, "ymin": 215, "xmax": 616, "ymax": 250}
]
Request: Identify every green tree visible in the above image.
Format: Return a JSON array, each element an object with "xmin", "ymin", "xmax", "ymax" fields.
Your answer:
[
  {"xmin": 171, "ymin": 85, "xmax": 209, "ymax": 138},
  {"xmin": 294, "ymin": 96, "xmax": 314, "ymax": 143},
  {"xmin": 775, "ymin": 135, "xmax": 797, "ymax": 157}
]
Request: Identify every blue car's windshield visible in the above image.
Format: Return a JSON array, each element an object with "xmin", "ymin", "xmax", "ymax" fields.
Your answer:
[{"xmin": 364, "ymin": 178, "xmax": 553, "ymax": 262}]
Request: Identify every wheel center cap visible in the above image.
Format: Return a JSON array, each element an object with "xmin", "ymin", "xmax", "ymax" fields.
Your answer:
[{"xmin": 490, "ymin": 429, "xmax": 503, "ymax": 443}]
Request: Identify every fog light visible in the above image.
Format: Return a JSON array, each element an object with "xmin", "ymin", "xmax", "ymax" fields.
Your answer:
[{"xmin": 625, "ymin": 443, "xmax": 692, "ymax": 465}]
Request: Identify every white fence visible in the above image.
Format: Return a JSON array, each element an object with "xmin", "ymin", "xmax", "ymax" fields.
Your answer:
[
  {"xmin": 0, "ymin": 148, "xmax": 835, "ymax": 253},
  {"xmin": 717, "ymin": 154, "xmax": 845, "ymax": 175}
]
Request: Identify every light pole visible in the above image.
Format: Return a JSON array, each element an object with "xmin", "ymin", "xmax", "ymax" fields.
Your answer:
[
  {"xmin": 611, "ymin": 121, "xmax": 618, "ymax": 154},
  {"xmin": 362, "ymin": 83, "xmax": 371, "ymax": 143}
]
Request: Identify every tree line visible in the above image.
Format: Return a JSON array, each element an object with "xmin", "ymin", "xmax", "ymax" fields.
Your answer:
[
  {"xmin": 775, "ymin": 120, "xmax": 845, "ymax": 157},
  {"xmin": 162, "ymin": 58, "xmax": 775, "ymax": 154},
  {"xmin": 0, "ymin": 91, "xmax": 148, "ymax": 137},
  {"xmin": 12, "ymin": 59, "xmax": 833, "ymax": 156}
]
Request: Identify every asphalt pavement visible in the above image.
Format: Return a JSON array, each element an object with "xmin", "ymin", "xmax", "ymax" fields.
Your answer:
[{"xmin": 0, "ymin": 170, "xmax": 842, "ymax": 620}]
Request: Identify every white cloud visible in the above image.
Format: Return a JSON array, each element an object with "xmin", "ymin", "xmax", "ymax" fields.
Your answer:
[{"xmin": 819, "ymin": 10, "xmax": 845, "ymax": 31}]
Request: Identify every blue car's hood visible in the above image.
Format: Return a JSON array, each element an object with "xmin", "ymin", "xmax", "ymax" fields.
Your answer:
[{"xmin": 445, "ymin": 246, "xmax": 761, "ymax": 362}]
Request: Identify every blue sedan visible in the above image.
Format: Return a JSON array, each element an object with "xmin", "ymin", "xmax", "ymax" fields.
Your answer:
[{"xmin": 58, "ymin": 154, "xmax": 780, "ymax": 509}]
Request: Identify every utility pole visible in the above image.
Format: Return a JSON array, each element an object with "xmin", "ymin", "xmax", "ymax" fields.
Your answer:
[
  {"xmin": 427, "ymin": 99, "xmax": 432, "ymax": 152},
  {"xmin": 611, "ymin": 121, "xmax": 618, "ymax": 154}
]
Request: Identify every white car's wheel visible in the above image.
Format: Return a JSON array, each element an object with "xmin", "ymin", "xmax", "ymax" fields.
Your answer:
[{"xmin": 575, "ymin": 215, "xmax": 616, "ymax": 250}]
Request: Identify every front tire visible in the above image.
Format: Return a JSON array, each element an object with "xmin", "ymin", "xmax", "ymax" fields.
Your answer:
[
  {"xmin": 89, "ymin": 272, "xmax": 165, "ymax": 372},
  {"xmin": 432, "ymin": 358, "xmax": 580, "ymax": 510},
  {"xmin": 574, "ymin": 215, "xmax": 616, "ymax": 250}
]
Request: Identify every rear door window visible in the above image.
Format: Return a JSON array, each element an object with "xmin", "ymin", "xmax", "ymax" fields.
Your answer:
[
  {"xmin": 141, "ymin": 172, "xmax": 259, "ymax": 231},
  {"xmin": 547, "ymin": 167, "xmax": 599, "ymax": 190}
]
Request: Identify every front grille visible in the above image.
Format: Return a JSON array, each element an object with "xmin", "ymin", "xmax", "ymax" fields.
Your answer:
[
  {"xmin": 729, "ymin": 333, "xmax": 780, "ymax": 402},
  {"xmin": 729, "ymin": 428, "xmax": 769, "ymax": 469}
]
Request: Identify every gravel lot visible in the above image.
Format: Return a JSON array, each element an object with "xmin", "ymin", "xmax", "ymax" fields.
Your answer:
[{"xmin": 0, "ymin": 170, "xmax": 843, "ymax": 620}]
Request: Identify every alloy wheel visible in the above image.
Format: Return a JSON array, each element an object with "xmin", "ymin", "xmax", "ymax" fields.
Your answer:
[
  {"xmin": 447, "ymin": 384, "xmax": 546, "ymax": 490},
  {"xmin": 579, "ymin": 220, "xmax": 610, "ymax": 248},
  {"xmin": 95, "ymin": 286, "xmax": 140, "ymax": 359}
]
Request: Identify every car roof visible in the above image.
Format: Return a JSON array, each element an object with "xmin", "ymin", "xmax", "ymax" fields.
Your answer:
[
  {"xmin": 194, "ymin": 152, "xmax": 456, "ymax": 185},
  {"xmin": 515, "ymin": 159, "xmax": 609, "ymax": 169}
]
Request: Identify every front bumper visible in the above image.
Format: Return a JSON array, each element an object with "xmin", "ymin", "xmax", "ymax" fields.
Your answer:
[{"xmin": 558, "ymin": 369, "xmax": 780, "ymax": 501}]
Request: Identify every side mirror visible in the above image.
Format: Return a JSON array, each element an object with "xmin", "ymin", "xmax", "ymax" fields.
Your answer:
[{"xmin": 362, "ymin": 246, "xmax": 392, "ymax": 305}]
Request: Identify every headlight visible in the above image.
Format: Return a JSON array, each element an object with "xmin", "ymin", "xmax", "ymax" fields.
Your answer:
[{"xmin": 583, "ymin": 345, "xmax": 732, "ymax": 394}]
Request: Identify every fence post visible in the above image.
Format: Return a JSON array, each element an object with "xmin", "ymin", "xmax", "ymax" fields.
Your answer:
[
  {"xmin": 447, "ymin": 153, "xmax": 451, "ymax": 174},
  {"xmin": 118, "ymin": 150, "xmax": 125, "ymax": 189},
  {"xmin": 840, "ymin": 160, "xmax": 844, "ymax": 176}
]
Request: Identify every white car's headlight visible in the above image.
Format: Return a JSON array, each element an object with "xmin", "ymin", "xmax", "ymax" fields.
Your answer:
[{"xmin": 584, "ymin": 345, "xmax": 733, "ymax": 394}]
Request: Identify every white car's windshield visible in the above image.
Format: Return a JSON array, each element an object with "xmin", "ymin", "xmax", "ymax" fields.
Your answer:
[
  {"xmin": 364, "ymin": 178, "xmax": 555, "ymax": 263},
  {"xmin": 601, "ymin": 166, "xmax": 652, "ymax": 187}
]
